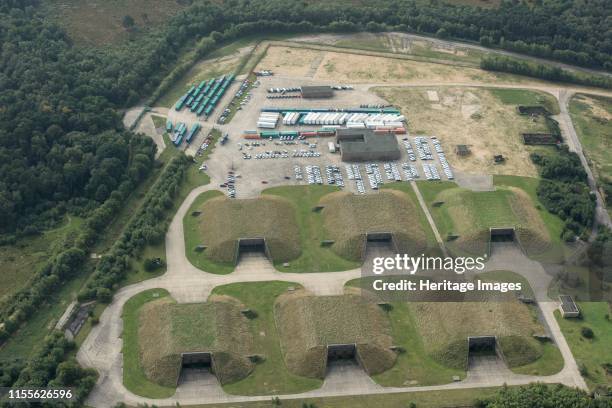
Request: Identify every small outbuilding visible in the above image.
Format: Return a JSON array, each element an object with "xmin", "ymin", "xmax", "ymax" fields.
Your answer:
[
  {"xmin": 559, "ymin": 295, "xmax": 580, "ymax": 318},
  {"xmin": 456, "ymin": 144, "xmax": 471, "ymax": 156}
]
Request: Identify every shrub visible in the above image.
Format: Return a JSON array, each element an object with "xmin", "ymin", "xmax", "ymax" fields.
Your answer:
[{"xmin": 581, "ymin": 326, "xmax": 594, "ymax": 339}]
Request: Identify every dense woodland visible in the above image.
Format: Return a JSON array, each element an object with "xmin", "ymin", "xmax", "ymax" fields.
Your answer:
[
  {"xmin": 478, "ymin": 383, "xmax": 612, "ymax": 407},
  {"xmin": 531, "ymin": 147, "xmax": 595, "ymax": 240}
]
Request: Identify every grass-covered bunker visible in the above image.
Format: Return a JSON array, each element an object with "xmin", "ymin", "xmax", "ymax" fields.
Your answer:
[
  {"xmin": 195, "ymin": 195, "xmax": 301, "ymax": 264},
  {"xmin": 138, "ymin": 297, "xmax": 254, "ymax": 387},
  {"xmin": 411, "ymin": 299, "xmax": 548, "ymax": 370},
  {"xmin": 432, "ymin": 186, "xmax": 551, "ymax": 256},
  {"xmin": 320, "ymin": 190, "xmax": 428, "ymax": 261},
  {"xmin": 274, "ymin": 292, "xmax": 397, "ymax": 379}
]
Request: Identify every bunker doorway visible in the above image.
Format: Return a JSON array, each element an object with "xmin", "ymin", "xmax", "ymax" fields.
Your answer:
[
  {"xmin": 237, "ymin": 237, "xmax": 270, "ymax": 264},
  {"xmin": 327, "ymin": 343, "xmax": 357, "ymax": 361},
  {"xmin": 181, "ymin": 352, "xmax": 213, "ymax": 371},
  {"xmin": 490, "ymin": 228, "xmax": 515, "ymax": 243},
  {"xmin": 468, "ymin": 336, "xmax": 496, "ymax": 356}
]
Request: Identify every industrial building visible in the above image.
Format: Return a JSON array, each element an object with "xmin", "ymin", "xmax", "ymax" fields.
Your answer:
[
  {"xmin": 336, "ymin": 128, "xmax": 401, "ymax": 162},
  {"xmin": 300, "ymin": 86, "xmax": 334, "ymax": 99}
]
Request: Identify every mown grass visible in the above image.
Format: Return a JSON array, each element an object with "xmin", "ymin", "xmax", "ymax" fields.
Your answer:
[
  {"xmin": 183, "ymin": 190, "xmax": 232, "ymax": 274},
  {"xmin": 418, "ymin": 177, "xmax": 568, "ymax": 262},
  {"xmin": 263, "ymin": 185, "xmax": 360, "ymax": 273},
  {"xmin": 371, "ymin": 301, "xmax": 465, "ymax": 386},
  {"xmin": 556, "ymin": 302, "xmax": 612, "ymax": 389},
  {"xmin": 490, "ymin": 88, "xmax": 560, "ymax": 114},
  {"xmin": 417, "ymin": 180, "xmax": 551, "ymax": 257},
  {"xmin": 212, "ymin": 281, "xmax": 323, "ymax": 395},
  {"xmin": 122, "ymin": 288, "xmax": 176, "ymax": 398}
]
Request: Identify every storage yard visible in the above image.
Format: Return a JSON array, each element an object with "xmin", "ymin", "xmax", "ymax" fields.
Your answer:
[
  {"xmin": 156, "ymin": 44, "xmax": 560, "ymax": 198},
  {"xmin": 161, "ymin": 72, "xmax": 459, "ymax": 199}
]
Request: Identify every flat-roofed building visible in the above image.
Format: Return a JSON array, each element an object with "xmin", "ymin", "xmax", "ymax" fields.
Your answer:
[
  {"xmin": 559, "ymin": 295, "xmax": 580, "ymax": 318},
  {"xmin": 300, "ymin": 86, "xmax": 334, "ymax": 99},
  {"xmin": 336, "ymin": 128, "xmax": 401, "ymax": 162}
]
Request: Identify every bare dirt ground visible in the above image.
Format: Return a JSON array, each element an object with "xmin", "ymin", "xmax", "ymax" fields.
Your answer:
[
  {"xmin": 374, "ymin": 87, "xmax": 550, "ymax": 177},
  {"xmin": 257, "ymin": 45, "xmax": 503, "ymax": 85}
]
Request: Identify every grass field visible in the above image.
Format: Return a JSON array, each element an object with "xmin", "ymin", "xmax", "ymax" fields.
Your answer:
[
  {"xmin": 371, "ymin": 301, "xmax": 465, "ymax": 386},
  {"xmin": 490, "ymin": 88, "xmax": 560, "ymax": 114},
  {"xmin": 320, "ymin": 190, "xmax": 430, "ymax": 261},
  {"xmin": 183, "ymin": 190, "xmax": 231, "ymax": 274},
  {"xmin": 416, "ymin": 181, "xmax": 551, "ymax": 257},
  {"xmin": 264, "ymin": 185, "xmax": 360, "ymax": 273},
  {"xmin": 122, "ymin": 288, "xmax": 176, "ymax": 398},
  {"xmin": 569, "ymin": 94, "xmax": 612, "ymax": 218},
  {"xmin": 0, "ymin": 216, "xmax": 83, "ymax": 302},
  {"xmin": 42, "ymin": 0, "xmax": 185, "ymax": 45},
  {"xmin": 212, "ymin": 281, "xmax": 323, "ymax": 395},
  {"xmin": 556, "ymin": 302, "xmax": 612, "ymax": 389},
  {"xmin": 375, "ymin": 87, "xmax": 557, "ymax": 177}
]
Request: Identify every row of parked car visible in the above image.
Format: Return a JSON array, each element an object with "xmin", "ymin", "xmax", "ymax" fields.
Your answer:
[
  {"xmin": 219, "ymin": 171, "xmax": 237, "ymax": 198},
  {"xmin": 431, "ymin": 137, "xmax": 454, "ymax": 180}
]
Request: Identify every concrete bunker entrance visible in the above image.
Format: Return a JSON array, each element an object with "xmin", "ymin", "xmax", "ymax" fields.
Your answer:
[
  {"xmin": 468, "ymin": 336, "xmax": 496, "ymax": 356},
  {"xmin": 327, "ymin": 343, "xmax": 357, "ymax": 361},
  {"xmin": 490, "ymin": 228, "xmax": 515, "ymax": 243},
  {"xmin": 364, "ymin": 232, "xmax": 397, "ymax": 260},
  {"xmin": 181, "ymin": 352, "xmax": 213, "ymax": 370},
  {"xmin": 236, "ymin": 237, "xmax": 270, "ymax": 264},
  {"xmin": 179, "ymin": 352, "xmax": 221, "ymax": 387},
  {"xmin": 489, "ymin": 227, "xmax": 525, "ymax": 255}
]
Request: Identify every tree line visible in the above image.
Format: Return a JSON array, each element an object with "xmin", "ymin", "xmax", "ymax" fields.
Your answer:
[
  {"xmin": 481, "ymin": 56, "xmax": 612, "ymax": 89},
  {"xmin": 0, "ymin": 332, "xmax": 98, "ymax": 407},
  {"xmin": 476, "ymin": 383, "xmax": 612, "ymax": 408},
  {"xmin": 78, "ymin": 155, "xmax": 190, "ymax": 302},
  {"xmin": 531, "ymin": 147, "xmax": 596, "ymax": 241}
]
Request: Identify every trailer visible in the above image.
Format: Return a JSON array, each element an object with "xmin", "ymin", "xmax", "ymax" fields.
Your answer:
[
  {"xmin": 186, "ymin": 123, "xmax": 201, "ymax": 144},
  {"xmin": 174, "ymin": 95, "xmax": 188, "ymax": 111},
  {"xmin": 165, "ymin": 119, "xmax": 173, "ymax": 132}
]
